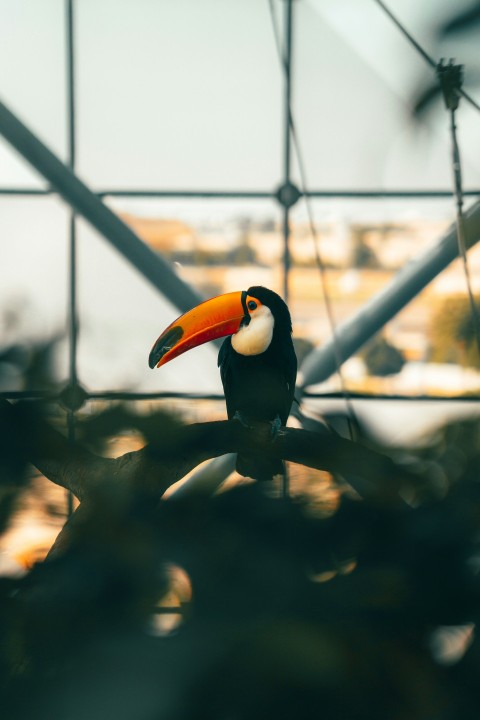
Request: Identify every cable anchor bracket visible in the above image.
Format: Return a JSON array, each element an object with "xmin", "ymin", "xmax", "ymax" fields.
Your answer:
[{"xmin": 436, "ymin": 59, "xmax": 464, "ymax": 111}]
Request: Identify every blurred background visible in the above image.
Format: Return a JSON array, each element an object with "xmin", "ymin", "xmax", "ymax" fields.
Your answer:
[{"xmin": 1, "ymin": 0, "xmax": 480, "ymax": 561}]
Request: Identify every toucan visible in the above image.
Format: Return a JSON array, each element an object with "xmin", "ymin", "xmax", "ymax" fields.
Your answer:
[{"xmin": 149, "ymin": 286, "xmax": 297, "ymax": 480}]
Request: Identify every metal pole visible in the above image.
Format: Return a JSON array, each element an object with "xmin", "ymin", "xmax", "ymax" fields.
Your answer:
[
  {"xmin": 66, "ymin": 0, "xmax": 76, "ymax": 516},
  {"xmin": 67, "ymin": 0, "xmax": 77, "ymax": 389},
  {"xmin": 282, "ymin": 0, "xmax": 293, "ymax": 304},
  {"xmin": 0, "ymin": 98, "xmax": 204, "ymax": 314},
  {"xmin": 299, "ymin": 198, "xmax": 480, "ymax": 389},
  {"xmin": 278, "ymin": 0, "xmax": 295, "ymax": 498}
]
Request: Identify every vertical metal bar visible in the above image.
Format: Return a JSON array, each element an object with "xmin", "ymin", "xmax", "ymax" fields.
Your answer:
[
  {"xmin": 66, "ymin": 0, "xmax": 76, "ymax": 516},
  {"xmin": 282, "ymin": 0, "xmax": 293, "ymax": 306},
  {"xmin": 282, "ymin": 0, "xmax": 294, "ymax": 498}
]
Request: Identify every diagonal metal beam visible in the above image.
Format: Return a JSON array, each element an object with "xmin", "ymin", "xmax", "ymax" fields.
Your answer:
[
  {"xmin": 0, "ymin": 97, "xmax": 203, "ymax": 314},
  {"xmin": 299, "ymin": 198, "xmax": 480, "ymax": 390}
]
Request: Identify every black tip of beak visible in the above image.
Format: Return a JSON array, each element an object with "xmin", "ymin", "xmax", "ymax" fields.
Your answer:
[
  {"xmin": 148, "ymin": 325, "xmax": 184, "ymax": 368},
  {"xmin": 148, "ymin": 352, "xmax": 158, "ymax": 370}
]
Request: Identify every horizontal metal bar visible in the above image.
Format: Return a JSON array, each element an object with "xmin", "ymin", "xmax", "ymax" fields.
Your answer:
[
  {"xmin": 303, "ymin": 391, "xmax": 480, "ymax": 402},
  {"xmin": 299, "ymin": 199, "xmax": 480, "ymax": 389},
  {"xmin": 0, "ymin": 99, "xmax": 203, "ymax": 315},
  {"xmin": 2, "ymin": 389, "xmax": 479, "ymax": 404},
  {"xmin": 1, "ymin": 187, "xmax": 480, "ymax": 200},
  {"xmin": 306, "ymin": 190, "xmax": 480, "ymax": 198},
  {"xmin": 0, "ymin": 391, "xmax": 60, "ymax": 401},
  {"xmin": 0, "ymin": 390, "xmax": 225, "ymax": 402},
  {"xmin": 98, "ymin": 189, "xmax": 274, "ymax": 199},
  {"xmin": 87, "ymin": 391, "xmax": 225, "ymax": 401},
  {"xmin": 0, "ymin": 187, "xmax": 50, "ymax": 195}
]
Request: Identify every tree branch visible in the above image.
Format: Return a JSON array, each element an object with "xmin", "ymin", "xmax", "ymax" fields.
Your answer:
[
  {"xmin": 1, "ymin": 398, "xmax": 410, "ymax": 561},
  {"xmin": 2, "ymin": 399, "xmax": 404, "ymax": 506}
]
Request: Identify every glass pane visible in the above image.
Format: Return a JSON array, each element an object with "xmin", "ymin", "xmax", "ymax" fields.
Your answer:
[
  {"xmin": 0, "ymin": 138, "xmax": 48, "ymax": 189},
  {"xmin": 76, "ymin": 0, "xmax": 283, "ymax": 190},
  {"xmin": 294, "ymin": 0, "xmax": 480, "ymax": 190},
  {"xmin": 290, "ymin": 196, "xmax": 480, "ymax": 397},
  {"xmin": 75, "ymin": 197, "xmax": 284, "ymax": 393},
  {"xmin": 0, "ymin": 196, "xmax": 69, "ymax": 386},
  {"xmin": 0, "ymin": 0, "xmax": 67, "ymax": 185}
]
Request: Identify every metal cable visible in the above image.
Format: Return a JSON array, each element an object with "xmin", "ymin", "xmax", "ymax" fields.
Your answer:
[
  {"xmin": 374, "ymin": 1, "xmax": 480, "ymax": 361},
  {"xmin": 449, "ymin": 106, "xmax": 480, "ymax": 354},
  {"xmin": 268, "ymin": 0, "xmax": 360, "ymax": 438},
  {"xmin": 66, "ymin": 0, "xmax": 76, "ymax": 517},
  {"xmin": 373, "ymin": 0, "xmax": 480, "ymax": 353},
  {"xmin": 373, "ymin": 0, "xmax": 480, "ymax": 114}
]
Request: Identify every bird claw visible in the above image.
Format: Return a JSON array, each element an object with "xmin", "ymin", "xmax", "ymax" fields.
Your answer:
[
  {"xmin": 233, "ymin": 411, "xmax": 283, "ymax": 441},
  {"xmin": 270, "ymin": 415, "xmax": 282, "ymax": 440},
  {"xmin": 233, "ymin": 410, "xmax": 254, "ymax": 430}
]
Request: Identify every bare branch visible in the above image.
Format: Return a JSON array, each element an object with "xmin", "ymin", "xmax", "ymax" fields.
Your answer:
[{"xmin": 2, "ymin": 399, "xmax": 403, "ymax": 506}]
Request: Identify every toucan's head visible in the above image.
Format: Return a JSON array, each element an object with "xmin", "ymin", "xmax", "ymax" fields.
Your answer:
[{"xmin": 149, "ymin": 286, "xmax": 291, "ymax": 368}]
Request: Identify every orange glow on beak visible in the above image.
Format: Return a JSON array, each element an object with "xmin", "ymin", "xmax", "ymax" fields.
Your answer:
[{"xmin": 149, "ymin": 291, "xmax": 247, "ymax": 368}]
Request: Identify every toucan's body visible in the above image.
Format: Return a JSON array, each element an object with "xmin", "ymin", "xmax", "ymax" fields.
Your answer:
[
  {"xmin": 218, "ymin": 288, "xmax": 296, "ymax": 478},
  {"xmin": 149, "ymin": 286, "xmax": 297, "ymax": 480},
  {"xmin": 218, "ymin": 335, "xmax": 295, "ymax": 426}
]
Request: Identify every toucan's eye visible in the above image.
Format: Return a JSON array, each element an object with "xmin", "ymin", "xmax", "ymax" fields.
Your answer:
[{"xmin": 248, "ymin": 300, "xmax": 257, "ymax": 311}]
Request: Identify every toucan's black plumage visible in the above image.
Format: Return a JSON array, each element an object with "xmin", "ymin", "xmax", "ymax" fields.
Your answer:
[
  {"xmin": 149, "ymin": 285, "xmax": 297, "ymax": 481},
  {"xmin": 218, "ymin": 286, "xmax": 297, "ymax": 479}
]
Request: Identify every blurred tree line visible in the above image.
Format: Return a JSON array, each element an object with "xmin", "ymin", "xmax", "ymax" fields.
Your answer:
[
  {"xmin": 361, "ymin": 335, "xmax": 406, "ymax": 377},
  {"xmin": 429, "ymin": 295, "xmax": 480, "ymax": 369}
]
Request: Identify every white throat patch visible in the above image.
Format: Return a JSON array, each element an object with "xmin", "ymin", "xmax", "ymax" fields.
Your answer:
[{"xmin": 231, "ymin": 305, "xmax": 274, "ymax": 356}]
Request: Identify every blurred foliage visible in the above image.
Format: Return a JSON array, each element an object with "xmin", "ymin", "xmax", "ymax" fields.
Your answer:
[
  {"xmin": 350, "ymin": 229, "xmax": 381, "ymax": 270},
  {"xmin": 439, "ymin": 0, "xmax": 480, "ymax": 36},
  {"xmin": 361, "ymin": 335, "xmax": 406, "ymax": 377},
  {"xmin": 2, "ymin": 337, "xmax": 480, "ymax": 719},
  {"xmin": 412, "ymin": 0, "xmax": 480, "ymax": 116},
  {"xmin": 0, "ymin": 334, "xmax": 62, "ymax": 534},
  {"xmin": 169, "ymin": 243, "xmax": 257, "ymax": 267},
  {"xmin": 429, "ymin": 295, "xmax": 480, "ymax": 368}
]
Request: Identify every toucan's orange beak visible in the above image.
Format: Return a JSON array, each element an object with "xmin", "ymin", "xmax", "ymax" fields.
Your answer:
[{"xmin": 149, "ymin": 291, "xmax": 247, "ymax": 368}]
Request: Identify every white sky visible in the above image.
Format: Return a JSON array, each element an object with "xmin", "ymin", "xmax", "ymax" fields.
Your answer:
[
  {"xmin": 0, "ymin": 0, "xmax": 479, "ymax": 392},
  {"xmin": 1, "ymin": 0, "xmax": 479, "ymax": 190}
]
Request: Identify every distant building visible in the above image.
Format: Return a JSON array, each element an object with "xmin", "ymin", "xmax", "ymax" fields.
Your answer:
[{"xmin": 120, "ymin": 213, "xmax": 196, "ymax": 252}]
